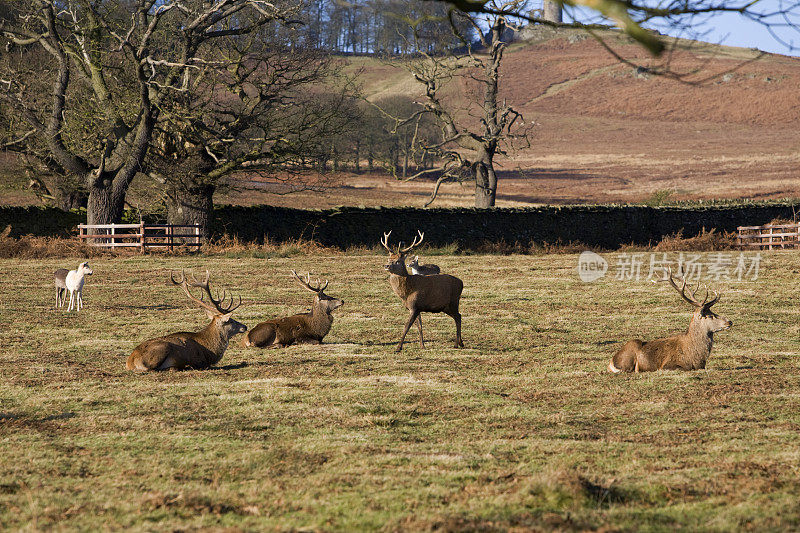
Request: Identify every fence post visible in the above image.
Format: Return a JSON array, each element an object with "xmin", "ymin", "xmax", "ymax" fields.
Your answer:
[
  {"xmin": 169, "ymin": 225, "xmax": 173, "ymax": 252},
  {"xmin": 140, "ymin": 221, "xmax": 145, "ymax": 254}
]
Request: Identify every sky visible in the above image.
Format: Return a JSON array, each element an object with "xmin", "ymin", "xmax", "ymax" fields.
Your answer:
[{"xmin": 563, "ymin": 0, "xmax": 800, "ymax": 57}]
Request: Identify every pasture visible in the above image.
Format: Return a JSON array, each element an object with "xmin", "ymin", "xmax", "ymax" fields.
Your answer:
[{"xmin": 1, "ymin": 252, "xmax": 799, "ymax": 530}]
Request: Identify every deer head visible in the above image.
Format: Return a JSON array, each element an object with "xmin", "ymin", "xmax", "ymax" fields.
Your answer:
[
  {"xmin": 78, "ymin": 261, "xmax": 93, "ymax": 276},
  {"xmin": 381, "ymin": 230, "xmax": 424, "ymax": 276},
  {"xmin": 171, "ymin": 270, "xmax": 247, "ymax": 338},
  {"xmin": 656, "ymin": 268, "xmax": 732, "ymax": 334},
  {"xmin": 290, "ymin": 270, "xmax": 343, "ymax": 314}
]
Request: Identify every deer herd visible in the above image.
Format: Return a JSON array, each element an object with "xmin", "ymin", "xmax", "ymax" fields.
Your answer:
[{"xmin": 53, "ymin": 231, "xmax": 734, "ymax": 373}]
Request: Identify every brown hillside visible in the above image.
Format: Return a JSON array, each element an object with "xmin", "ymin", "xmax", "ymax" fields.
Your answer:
[{"xmin": 505, "ymin": 32, "xmax": 800, "ymax": 127}]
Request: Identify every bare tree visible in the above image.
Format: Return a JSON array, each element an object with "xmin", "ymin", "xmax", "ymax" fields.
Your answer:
[
  {"xmin": 0, "ymin": 0, "xmax": 300, "ymax": 224},
  {"xmin": 384, "ymin": 2, "xmax": 530, "ymax": 208},
  {"xmin": 147, "ymin": 35, "xmax": 356, "ymax": 237}
]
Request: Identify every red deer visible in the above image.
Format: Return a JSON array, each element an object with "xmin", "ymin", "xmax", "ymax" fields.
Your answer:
[
  {"xmin": 381, "ymin": 230, "xmax": 464, "ymax": 352},
  {"xmin": 408, "ymin": 255, "xmax": 441, "ymax": 275},
  {"xmin": 243, "ymin": 270, "xmax": 343, "ymax": 348},
  {"xmin": 126, "ymin": 271, "xmax": 247, "ymax": 371},
  {"xmin": 609, "ymin": 268, "xmax": 732, "ymax": 373}
]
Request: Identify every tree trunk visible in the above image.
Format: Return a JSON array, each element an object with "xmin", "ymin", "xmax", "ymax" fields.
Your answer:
[
  {"xmin": 473, "ymin": 159, "xmax": 498, "ymax": 208},
  {"xmin": 543, "ymin": 1, "xmax": 563, "ymax": 23},
  {"xmin": 332, "ymin": 145, "xmax": 339, "ymax": 172},
  {"xmin": 87, "ymin": 179, "xmax": 127, "ymax": 225},
  {"xmin": 166, "ymin": 181, "xmax": 214, "ymax": 239}
]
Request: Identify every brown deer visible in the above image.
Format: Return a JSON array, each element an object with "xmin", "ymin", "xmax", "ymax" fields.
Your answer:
[
  {"xmin": 126, "ymin": 270, "xmax": 247, "ymax": 371},
  {"xmin": 243, "ymin": 270, "xmax": 344, "ymax": 348},
  {"xmin": 609, "ymin": 268, "xmax": 732, "ymax": 373},
  {"xmin": 381, "ymin": 230, "xmax": 464, "ymax": 352}
]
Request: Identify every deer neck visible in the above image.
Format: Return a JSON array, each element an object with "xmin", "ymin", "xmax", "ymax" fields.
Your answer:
[
  {"xmin": 196, "ymin": 319, "xmax": 229, "ymax": 358},
  {"xmin": 682, "ymin": 316, "xmax": 714, "ymax": 362},
  {"xmin": 310, "ymin": 302, "xmax": 334, "ymax": 335},
  {"xmin": 389, "ymin": 270, "xmax": 413, "ymax": 299}
]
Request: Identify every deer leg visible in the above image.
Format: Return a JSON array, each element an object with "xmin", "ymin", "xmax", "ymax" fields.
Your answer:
[
  {"xmin": 416, "ymin": 315, "xmax": 424, "ymax": 347},
  {"xmin": 67, "ymin": 291, "xmax": 74, "ymax": 312},
  {"xmin": 449, "ymin": 311, "xmax": 464, "ymax": 348},
  {"xmin": 77, "ymin": 291, "xmax": 82, "ymax": 311},
  {"xmin": 397, "ymin": 309, "xmax": 420, "ymax": 352}
]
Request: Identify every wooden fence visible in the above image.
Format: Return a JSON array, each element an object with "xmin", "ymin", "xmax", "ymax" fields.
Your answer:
[
  {"xmin": 737, "ymin": 223, "xmax": 800, "ymax": 250},
  {"xmin": 77, "ymin": 223, "xmax": 202, "ymax": 251}
]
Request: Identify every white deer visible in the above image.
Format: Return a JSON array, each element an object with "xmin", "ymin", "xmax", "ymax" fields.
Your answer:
[{"xmin": 64, "ymin": 262, "xmax": 94, "ymax": 312}]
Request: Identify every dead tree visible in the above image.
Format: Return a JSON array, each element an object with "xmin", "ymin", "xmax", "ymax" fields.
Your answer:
[{"xmin": 386, "ymin": 3, "xmax": 531, "ymax": 208}]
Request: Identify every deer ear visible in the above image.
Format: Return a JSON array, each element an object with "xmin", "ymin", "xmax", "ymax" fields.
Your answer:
[
  {"xmin": 205, "ymin": 309, "xmax": 217, "ymax": 320},
  {"xmin": 220, "ymin": 312, "xmax": 234, "ymax": 322}
]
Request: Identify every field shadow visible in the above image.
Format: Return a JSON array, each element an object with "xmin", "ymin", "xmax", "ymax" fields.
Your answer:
[
  {"xmin": 215, "ymin": 362, "xmax": 248, "ymax": 370},
  {"xmin": 496, "ymin": 168, "xmax": 610, "ymax": 182}
]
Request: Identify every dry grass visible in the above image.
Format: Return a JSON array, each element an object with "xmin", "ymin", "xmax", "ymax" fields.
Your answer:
[
  {"xmin": 0, "ymin": 226, "xmax": 97, "ymax": 259},
  {"xmin": 0, "ymin": 229, "xmax": 745, "ymax": 261},
  {"xmin": 653, "ymin": 228, "xmax": 737, "ymax": 251},
  {"xmin": 1, "ymin": 251, "xmax": 800, "ymax": 530}
]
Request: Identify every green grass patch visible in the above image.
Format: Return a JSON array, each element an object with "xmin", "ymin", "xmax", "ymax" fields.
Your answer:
[{"xmin": 1, "ymin": 252, "xmax": 799, "ymax": 530}]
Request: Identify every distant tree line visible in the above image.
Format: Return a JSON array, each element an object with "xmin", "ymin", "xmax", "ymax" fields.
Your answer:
[{"xmin": 288, "ymin": 0, "xmax": 474, "ymax": 55}]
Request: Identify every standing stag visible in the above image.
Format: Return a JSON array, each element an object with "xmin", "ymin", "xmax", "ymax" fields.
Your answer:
[
  {"xmin": 127, "ymin": 271, "xmax": 247, "ymax": 371},
  {"xmin": 243, "ymin": 270, "xmax": 344, "ymax": 348},
  {"xmin": 382, "ymin": 230, "xmax": 464, "ymax": 352},
  {"xmin": 609, "ymin": 268, "xmax": 732, "ymax": 373}
]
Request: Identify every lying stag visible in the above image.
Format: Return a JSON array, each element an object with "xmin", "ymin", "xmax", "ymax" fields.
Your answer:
[
  {"xmin": 243, "ymin": 270, "xmax": 343, "ymax": 348},
  {"xmin": 127, "ymin": 271, "xmax": 247, "ymax": 371},
  {"xmin": 609, "ymin": 268, "xmax": 732, "ymax": 373},
  {"xmin": 382, "ymin": 230, "xmax": 463, "ymax": 352},
  {"xmin": 408, "ymin": 255, "xmax": 440, "ymax": 275}
]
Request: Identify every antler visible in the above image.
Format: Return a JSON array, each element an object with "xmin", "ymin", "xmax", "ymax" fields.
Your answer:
[
  {"xmin": 170, "ymin": 270, "xmax": 242, "ymax": 315},
  {"xmin": 291, "ymin": 270, "xmax": 328, "ymax": 293},
  {"xmin": 380, "ymin": 231, "xmax": 393, "ymax": 252},
  {"xmin": 654, "ymin": 267, "xmax": 720, "ymax": 309},
  {"xmin": 381, "ymin": 230, "xmax": 425, "ymax": 254},
  {"xmin": 400, "ymin": 230, "xmax": 424, "ymax": 253}
]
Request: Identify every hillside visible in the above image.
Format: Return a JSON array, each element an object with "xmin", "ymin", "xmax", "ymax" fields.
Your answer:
[
  {"xmin": 331, "ymin": 28, "xmax": 800, "ymax": 208},
  {"xmin": 2, "ymin": 29, "xmax": 799, "ymax": 208}
]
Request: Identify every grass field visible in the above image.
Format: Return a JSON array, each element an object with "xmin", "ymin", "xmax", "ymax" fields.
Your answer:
[{"xmin": 2, "ymin": 252, "xmax": 800, "ymax": 531}]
